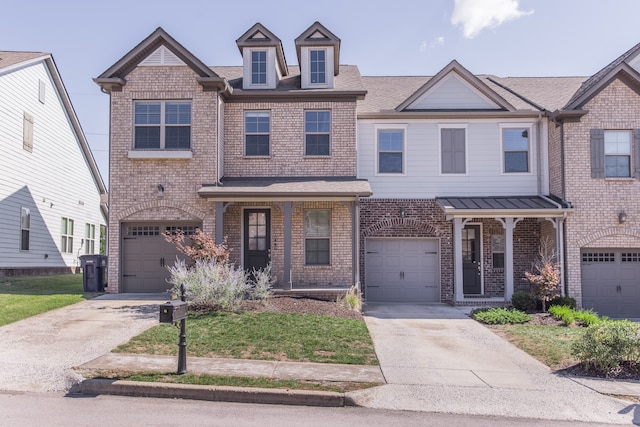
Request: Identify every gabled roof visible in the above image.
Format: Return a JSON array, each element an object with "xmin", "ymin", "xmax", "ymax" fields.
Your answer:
[
  {"xmin": 295, "ymin": 21, "xmax": 340, "ymax": 75},
  {"xmin": 1, "ymin": 52, "xmax": 108, "ymax": 218},
  {"xmin": 395, "ymin": 60, "xmax": 516, "ymax": 112},
  {"xmin": 94, "ymin": 27, "xmax": 228, "ymax": 94},
  {"xmin": 561, "ymin": 42, "xmax": 640, "ymax": 111},
  {"xmin": 236, "ymin": 23, "xmax": 288, "ymax": 76}
]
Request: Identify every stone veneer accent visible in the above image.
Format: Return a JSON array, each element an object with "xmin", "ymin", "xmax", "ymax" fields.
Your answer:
[
  {"xmin": 558, "ymin": 78, "xmax": 640, "ymax": 308},
  {"xmin": 359, "ymin": 199, "xmax": 545, "ymax": 303}
]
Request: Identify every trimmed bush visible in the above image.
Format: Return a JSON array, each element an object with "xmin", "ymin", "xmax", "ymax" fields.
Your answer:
[
  {"xmin": 571, "ymin": 320, "xmax": 640, "ymax": 374},
  {"xmin": 548, "ymin": 305, "xmax": 575, "ymax": 325},
  {"xmin": 549, "ymin": 296, "xmax": 576, "ymax": 309},
  {"xmin": 511, "ymin": 291, "xmax": 536, "ymax": 312},
  {"xmin": 471, "ymin": 307, "xmax": 532, "ymax": 325}
]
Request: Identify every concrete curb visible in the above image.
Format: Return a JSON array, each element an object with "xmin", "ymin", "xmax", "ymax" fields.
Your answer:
[{"xmin": 79, "ymin": 379, "xmax": 349, "ymax": 407}]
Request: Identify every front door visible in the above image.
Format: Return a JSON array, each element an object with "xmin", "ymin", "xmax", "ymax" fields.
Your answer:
[
  {"xmin": 244, "ymin": 209, "xmax": 271, "ymax": 272},
  {"xmin": 462, "ymin": 224, "xmax": 482, "ymax": 295}
]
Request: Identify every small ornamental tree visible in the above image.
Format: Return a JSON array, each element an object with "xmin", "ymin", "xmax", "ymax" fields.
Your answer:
[
  {"xmin": 163, "ymin": 228, "xmax": 229, "ymax": 264},
  {"xmin": 524, "ymin": 237, "xmax": 561, "ymax": 312}
]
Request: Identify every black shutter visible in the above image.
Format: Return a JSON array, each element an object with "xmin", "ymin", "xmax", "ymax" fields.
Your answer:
[{"xmin": 590, "ymin": 128, "xmax": 605, "ymax": 178}]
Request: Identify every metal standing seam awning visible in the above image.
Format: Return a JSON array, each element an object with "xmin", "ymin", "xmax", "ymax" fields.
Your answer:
[
  {"xmin": 435, "ymin": 195, "xmax": 574, "ymax": 302},
  {"xmin": 197, "ymin": 176, "xmax": 372, "ymax": 290}
]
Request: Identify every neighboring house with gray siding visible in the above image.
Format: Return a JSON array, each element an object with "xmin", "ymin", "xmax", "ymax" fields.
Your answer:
[{"xmin": 0, "ymin": 52, "xmax": 107, "ymax": 276}]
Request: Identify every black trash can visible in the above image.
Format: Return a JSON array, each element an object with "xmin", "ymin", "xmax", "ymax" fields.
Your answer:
[{"xmin": 80, "ymin": 254, "xmax": 107, "ymax": 292}]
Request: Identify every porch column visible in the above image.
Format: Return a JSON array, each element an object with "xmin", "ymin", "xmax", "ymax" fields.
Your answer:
[
  {"xmin": 498, "ymin": 217, "xmax": 522, "ymax": 301},
  {"xmin": 214, "ymin": 202, "xmax": 233, "ymax": 245},
  {"xmin": 453, "ymin": 217, "xmax": 465, "ymax": 302},
  {"xmin": 281, "ymin": 201, "xmax": 293, "ymax": 290},
  {"xmin": 348, "ymin": 201, "xmax": 359, "ymax": 289}
]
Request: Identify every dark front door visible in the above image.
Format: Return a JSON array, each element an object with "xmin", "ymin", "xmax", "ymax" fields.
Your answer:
[
  {"xmin": 244, "ymin": 209, "xmax": 271, "ymax": 272},
  {"xmin": 462, "ymin": 224, "xmax": 482, "ymax": 295}
]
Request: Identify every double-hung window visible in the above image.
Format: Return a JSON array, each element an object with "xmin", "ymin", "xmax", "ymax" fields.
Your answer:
[
  {"xmin": 85, "ymin": 223, "xmax": 96, "ymax": 254},
  {"xmin": 605, "ymin": 130, "xmax": 631, "ymax": 177},
  {"xmin": 305, "ymin": 111, "xmax": 330, "ymax": 156},
  {"xmin": 441, "ymin": 128, "xmax": 466, "ymax": 174},
  {"xmin": 502, "ymin": 128, "xmax": 530, "ymax": 173},
  {"xmin": 61, "ymin": 217, "xmax": 74, "ymax": 253},
  {"xmin": 20, "ymin": 207, "xmax": 30, "ymax": 251},
  {"xmin": 310, "ymin": 50, "xmax": 326, "ymax": 84},
  {"xmin": 305, "ymin": 209, "xmax": 330, "ymax": 265},
  {"xmin": 377, "ymin": 128, "xmax": 404, "ymax": 174},
  {"xmin": 134, "ymin": 101, "xmax": 191, "ymax": 150},
  {"xmin": 245, "ymin": 112, "xmax": 270, "ymax": 156},
  {"xmin": 251, "ymin": 51, "xmax": 267, "ymax": 85}
]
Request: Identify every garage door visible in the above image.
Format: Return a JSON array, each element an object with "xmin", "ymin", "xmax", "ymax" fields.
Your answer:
[
  {"xmin": 581, "ymin": 249, "xmax": 640, "ymax": 318},
  {"xmin": 365, "ymin": 238, "xmax": 439, "ymax": 302},
  {"xmin": 122, "ymin": 223, "xmax": 199, "ymax": 293}
]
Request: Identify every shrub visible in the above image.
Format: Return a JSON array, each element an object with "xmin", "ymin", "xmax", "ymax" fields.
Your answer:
[
  {"xmin": 337, "ymin": 285, "xmax": 362, "ymax": 312},
  {"xmin": 249, "ymin": 263, "xmax": 275, "ymax": 303},
  {"xmin": 548, "ymin": 305, "xmax": 575, "ymax": 326},
  {"xmin": 571, "ymin": 320, "xmax": 640, "ymax": 374},
  {"xmin": 573, "ymin": 309, "xmax": 603, "ymax": 327},
  {"xmin": 549, "ymin": 296, "xmax": 576, "ymax": 309},
  {"xmin": 511, "ymin": 291, "xmax": 536, "ymax": 312},
  {"xmin": 471, "ymin": 307, "xmax": 532, "ymax": 325},
  {"xmin": 167, "ymin": 259, "xmax": 250, "ymax": 311}
]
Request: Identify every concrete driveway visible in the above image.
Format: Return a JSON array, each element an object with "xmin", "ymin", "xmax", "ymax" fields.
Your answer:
[{"xmin": 348, "ymin": 303, "xmax": 635, "ymax": 424}]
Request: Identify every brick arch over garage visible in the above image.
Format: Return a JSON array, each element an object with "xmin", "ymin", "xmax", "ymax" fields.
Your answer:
[
  {"xmin": 363, "ymin": 217, "xmax": 443, "ymax": 238},
  {"xmin": 117, "ymin": 200, "xmax": 207, "ymax": 222},
  {"xmin": 576, "ymin": 227, "xmax": 640, "ymax": 248}
]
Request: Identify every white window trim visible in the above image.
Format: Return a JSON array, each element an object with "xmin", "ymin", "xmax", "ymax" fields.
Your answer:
[
  {"xmin": 304, "ymin": 209, "xmax": 332, "ymax": 266},
  {"xmin": 374, "ymin": 124, "xmax": 408, "ymax": 176},
  {"xmin": 85, "ymin": 223, "xmax": 96, "ymax": 255},
  {"xmin": 250, "ymin": 49, "xmax": 268, "ymax": 86},
  {"xmin": 438, "ymin": 124, "xmax": 469, "ymax": 176},
  {"xmin": 304, "ymin": 110, "xmax": 331, "ymax": 157},
  {"xmin": 244, "ymin": 111, "xmax": 271, "ymax": 157},
  {"xmin": 132, "ymin": 100, "xmax": 192, "ymax": 151},
  {"xmin": 61, "ymin": 217, "xmax": 74, "ymax": 254},
  {"xmin": 604, "ymin": 129, "xmax": 632, "ymax": 178},
  {"xmin": 308, "ymin": 48, "xmax": 328, "ymax": 87},
  {"xmin": 463, "ymin": 222, "xmax": 484, "ymax": 297},
  {"xmin": 20, "ymin": 206, "xmax": 30, "ymax": 251},
  {"xmin": 499, "ymin": 123, "xmax": 534, "ymax": 175}
]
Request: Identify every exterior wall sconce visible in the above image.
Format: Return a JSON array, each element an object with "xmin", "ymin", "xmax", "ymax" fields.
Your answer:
[
  {"xmin": 400, "ymin": 207, "xmax": 406, "ymax": 218},
  {"xmin": 157, "ymin": 184, "xmax": 165, "ymax": 197},
  {"xmin": 618, "ymin": 211, "xmax": 627, "ymax": 224}
]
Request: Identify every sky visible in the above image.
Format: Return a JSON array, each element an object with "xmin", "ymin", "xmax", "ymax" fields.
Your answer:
[{"xmin": 2, "ymin": 0, "xmax": 640, "ymax": 187}]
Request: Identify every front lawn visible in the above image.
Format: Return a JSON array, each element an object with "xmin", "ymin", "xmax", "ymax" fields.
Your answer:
[
  {"xmin": 0, "ymin": 274, "xmax": 91, "ymax": 326},
  {"xmin": 116, "ymin": 310, "xmax": 378, "ymax": 366}
]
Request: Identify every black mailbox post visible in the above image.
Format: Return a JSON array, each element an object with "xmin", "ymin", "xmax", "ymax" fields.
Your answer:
[{"xmin": 159, "ymin": 284, "xmax": 188, "ymax": 374}]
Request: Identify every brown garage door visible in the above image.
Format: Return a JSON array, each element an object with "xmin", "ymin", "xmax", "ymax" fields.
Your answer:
[
  {"xmin": 365, "ymin": 238, "xmax": 439, "ymax": 302},
  {"xmin": 122, "ymin": 223, "xmax": 199, "ymax": 293},
  {"xmin": 581, "ymin": 249, "xmax": 640, "ymax": 318}
]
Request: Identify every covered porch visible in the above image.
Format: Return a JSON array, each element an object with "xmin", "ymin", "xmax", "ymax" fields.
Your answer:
[
  {"xmin": 198, "ymin": 177, "xmax": 371, "ymax": 296},
  {"xmin": 437, "ymin": 196, "xmax": 573, "ymax": 305}
]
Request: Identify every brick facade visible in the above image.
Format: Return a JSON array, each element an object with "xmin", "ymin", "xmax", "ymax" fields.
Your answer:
[
  {"xmin": 359, "ymin": 199, "xmax": 544, "ymax": 303},
  {"xmin": 558, "ymin": 78, "xmax": 640, "ymax": 307}
]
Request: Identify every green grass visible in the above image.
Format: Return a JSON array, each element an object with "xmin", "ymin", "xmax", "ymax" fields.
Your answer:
[
  {"xmin": 116, "ymin": 311, "xmax": 378, "ymax": 366},
  {"xmin": 493, "ymin": 324, "xmax": 585, "ymax": 369},
  {"xmin": 0, "ymin": 274, "xmax": 92, "ymax": 326},
  {"xmin": 103, "ymin": 372, "xmax": 379, "ymax": 393}
]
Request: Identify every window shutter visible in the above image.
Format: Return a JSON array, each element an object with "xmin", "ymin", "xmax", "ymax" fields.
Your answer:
[
  {"xmin": 590, "ymin": 128, "xmax": 605, "ymax": 178},
  {"xmin": 634, "ymin": 129, "xmax": 640, "ymax": 178},
  {"xmin": 441, "ymin": 129, "xmax": 454, "ymax": 173},
  {"xmin": 453, "ymin": 129, "xmax": 466, "ymax": 173}
]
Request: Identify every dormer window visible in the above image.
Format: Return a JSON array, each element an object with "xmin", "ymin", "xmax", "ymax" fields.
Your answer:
[
  {"xmin": 310, "ymin": 50, "xmax": 326, "ymax": 84},
  {"xmin": 251, "ymin": 51, "xmax": 267, "ymax": 85}
]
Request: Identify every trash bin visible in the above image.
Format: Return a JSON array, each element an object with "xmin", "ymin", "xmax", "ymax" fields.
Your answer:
[{"xmin": 79, "ymin": 254, "xmax": 107, "ymax": 292}]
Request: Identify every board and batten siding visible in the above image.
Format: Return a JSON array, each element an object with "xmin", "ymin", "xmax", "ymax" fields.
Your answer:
[
  {"xmin": 357, "ymin": 119, "xmax": 544, "ymax": 199},
  {"xmin": 0, "ymin": 59, "xmax": 105, "ymax": 269}
]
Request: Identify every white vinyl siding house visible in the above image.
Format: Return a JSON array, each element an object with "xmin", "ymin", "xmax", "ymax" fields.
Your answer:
[
  {"xmin": 0, "ymin": 53, "xmax": 106, "ymax": 273},
  {"xmin": 359, "ymin": 119, "xmax": 543, "ymax": 199}
]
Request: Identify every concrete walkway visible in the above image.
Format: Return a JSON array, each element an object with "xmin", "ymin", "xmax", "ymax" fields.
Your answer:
[{"xmin": 348, "ymin": 303, "xmax": 638, "ymax": 424}]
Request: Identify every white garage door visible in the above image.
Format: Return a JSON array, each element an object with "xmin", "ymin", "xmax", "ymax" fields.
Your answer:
[
  {"xmin": 122, "ymin": 223, "xmax": 199, "ymax": 293},
  {"xmin": 365, "ymin": 238, "xmax": 439, "ymax": 302},
  {"xmin": 581, "ymin": 249, "xmax": 640, "ymax": 318}
]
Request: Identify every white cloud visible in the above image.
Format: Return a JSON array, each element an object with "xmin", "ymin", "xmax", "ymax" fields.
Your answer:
[
  {"xmin": 419, "ymin": 36, "xmax": 446, "ymax": 52},
  {"xmin": 451, "ymin": 0, "xmax": 533, "ymax": 39}
]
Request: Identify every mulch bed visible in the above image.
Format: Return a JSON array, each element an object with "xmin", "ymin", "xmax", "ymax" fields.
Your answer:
[{"xmin": 240, "ymin": 296, "xmax": 363, "ymax": 321}]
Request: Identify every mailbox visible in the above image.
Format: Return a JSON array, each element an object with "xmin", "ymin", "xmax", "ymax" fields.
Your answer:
[{"xmin": 159, "ymin": 300, "xmax": 188, "ymax": 323}]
